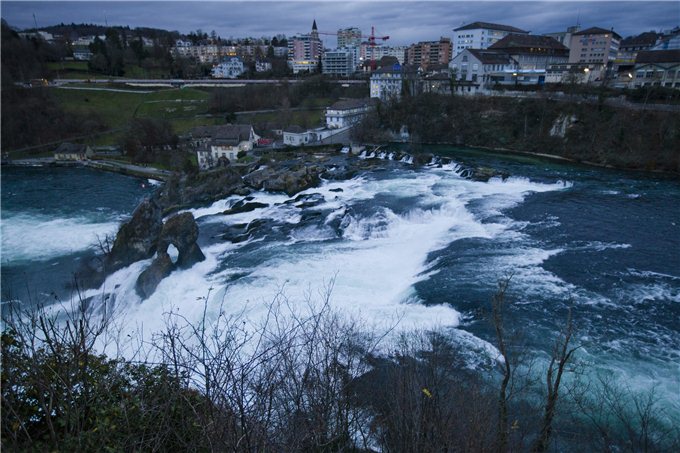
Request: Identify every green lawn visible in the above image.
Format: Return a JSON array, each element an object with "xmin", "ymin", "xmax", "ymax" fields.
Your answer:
[
  {"xmin": 53, "ymin": 87, "xmax": 211, "ymax": 129},
  {"xmin": 238, "ymin": 109, "xmax": 325, "ymax": 130}
]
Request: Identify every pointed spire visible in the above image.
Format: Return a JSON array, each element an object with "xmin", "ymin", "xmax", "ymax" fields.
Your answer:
[{"xmin": 312, "ymin": 19, "xmax": 318, "ymax": 31}]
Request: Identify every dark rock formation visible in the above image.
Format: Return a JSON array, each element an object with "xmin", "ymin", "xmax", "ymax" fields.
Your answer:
[
  {"xmin": 243, "ymin": 164, "xmax": 324, "ymax": 196},
  {"xmin": 470, "ymin": 166, "xmax": 510, "ymax": 182},
  {"xmin": 135, "ymin": 252, "xmax": 174, "ymax": 299},
  {"xmin": 158, "ymin": 213, "xmax": 205, "ymax": 269},
  {"xmin": 412, "ymin": 153, "xmax": 434, "ymax": 166},
  {"xmin": 221, "ymin": 218, "xmax": 269, "ymax": 243},
  {"xmin": 107, "ymin": 198, "xmax": 163, "ymax": 272},
  {"xmin": 135, "ymin": 212, "xmax": 205, "ymax": 298},
  {"xmin": 223, "ymin": 199, "xmax": 269, "ymax": 215},
  {"xmin": 285, "ymin": 193, "xmax": 325, "ymax": 209},
  {"xmin": 158, "ymin": 167, "xmax": 248, "ymax": 212}
]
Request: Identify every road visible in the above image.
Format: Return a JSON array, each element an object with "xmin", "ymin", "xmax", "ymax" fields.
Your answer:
[{"xmin": 51, "ymin": 78, "xmax": 367, "ymax": 87}]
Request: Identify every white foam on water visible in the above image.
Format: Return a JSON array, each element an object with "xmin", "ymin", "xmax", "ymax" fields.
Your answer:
[
  {"xmin": 93, "ymin": 170, "xmax": 571, "ymax": 348},
  {"xmin": 1, "ymin": 212, "xmax": 122, "ymax": 263}
]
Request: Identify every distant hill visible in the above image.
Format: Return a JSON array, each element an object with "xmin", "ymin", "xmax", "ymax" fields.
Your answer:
[{"xmin": 22, "ymin": 23, "xmax": 180, "ymax": 41}]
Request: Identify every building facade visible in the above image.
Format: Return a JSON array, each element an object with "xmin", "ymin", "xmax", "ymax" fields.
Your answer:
[
  {"xmin": 337, "ymin": 27, "xmax": 362, "ymax": 48},
  {"xmin": 406, "ymin": 37, "xmax": 452, "ymax": 70},
  {"xmin": 489, "ymin": 34, "xmax": 569, "ymax": 70},
  {"xmin": 325, "ymin": 99, "xmax": 374, "ymax": 129},
  {"xmin": 322, "ymin": 48, "xmax": 357, "ymax": 76},
  {"xmin": 452, "ymin": 21, "xmax": 528, "ymax": 57},
  {"xmin": 633, "ymin": 50, "xmax": 680, "ymax": 88},
  {"xmin": 543, "ymin": 25, "xmax": 581, "ymax": 49},
  {"xmin": 370, "ymin": 65, "xmax": 403, "ymax": 100},
  {"xmin": 211, "ymin": 57, "xmax": 245, "ymax": 78},
  {"xmin": 191, "ymin": 125, "xmax": 258, "ymax": 170},
  {"xmin": 568, "ymin": 27, "xmax": 622, "ymax": 65},
  {"xmin": 361, "ymin": 44, "xmax": 408, "ymax": 66},
  {"xmin": 449, "ymin": 49, "xmax": 518, "ymax": 86},
  {"xmin": 288, "ymin": 20, "xmax": 323, "ymax": 61},
  {"xmin": 288, "ymin": 20, "xmax": 323, "ymax": 74}
]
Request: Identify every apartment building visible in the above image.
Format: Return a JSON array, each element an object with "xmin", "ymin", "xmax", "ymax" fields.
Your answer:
[
  {"xmin": 406, "ymin": 37, "xmax": 452, "ymax": 70},
  {"xmin": 337, "ymin": 27, "xmax": 362, "ymax": 48},
  {"xmin": 568, "ymin": 27, "xmax": 621, "ymax": 65},
  {"xmin": 452, "ymin": 21, "xmax": 528, "ymax": 56}
]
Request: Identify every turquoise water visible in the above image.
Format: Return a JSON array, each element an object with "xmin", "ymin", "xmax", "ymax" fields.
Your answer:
[{"xmin": 2, "ymin": 150, "xmax": 679, "ymax": 415}]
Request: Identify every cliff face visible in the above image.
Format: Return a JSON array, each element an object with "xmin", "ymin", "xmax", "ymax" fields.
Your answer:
[{"xmin": 355, "ymin": 95, "xmax": 680, "ymax": 173}]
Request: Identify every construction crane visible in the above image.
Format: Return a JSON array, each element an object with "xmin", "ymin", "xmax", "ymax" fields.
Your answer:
[{"xmin": 317, "ymin": 26, "xmax": 390, "ymax": 70}]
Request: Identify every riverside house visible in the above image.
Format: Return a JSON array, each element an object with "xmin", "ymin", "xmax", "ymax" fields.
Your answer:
[
  {"xmin": 325, "ymin": 98, "xmax": 376, "ymax": 129},
  {"xmin": 54, "ymin": 143, "xmax": 93, "ymax": 161},
  {"xmin": 190, "ymin": 124, "xmax": 258, "ymax": 170}
]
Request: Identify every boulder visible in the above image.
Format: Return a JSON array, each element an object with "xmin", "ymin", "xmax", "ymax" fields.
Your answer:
[
  {"xmin": 243, "ymin": 164, "xmax": 324, "ymax": 196},
  {"xmin": 107, "ymin": 198, "xmax": 163, "ymax": 272},
  {"xmin": 157, "ymin": 167, "xmax": 248, "ymax": 212},
  {"xmin": 157, "ymin": 212, "xmax": 205, "ymax": 269},
  {"xmin": 470, "ymin": 166, "xmax": 510, "ymax": 182},
  {"xmin": 135, "ymin": 212, "xmax": 206, "ymax": 299},
  {"xmin": 223, "ymin": 199, "xmax": 269, "ymax": 215},
  {"xmin": 135, "ymin": 252, "xmax": 174, "ymax": 299}
]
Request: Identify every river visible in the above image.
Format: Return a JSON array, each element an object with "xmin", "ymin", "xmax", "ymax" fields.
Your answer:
[{"xmin": 2, "ymin": 147, "xmax": 679, "ymax": 415}]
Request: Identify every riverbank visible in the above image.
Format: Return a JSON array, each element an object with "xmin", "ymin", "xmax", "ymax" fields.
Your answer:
[
  {"xmin": 438, "ymin": 143, "xmax": 680, "ymax": 177},
  {"xmin": 354, "ymin": 93, "xmax": 680, "ymax": 175},
  {"xmin": 3, "ymin": 157, "xmax": 171, "ymax": 181}
]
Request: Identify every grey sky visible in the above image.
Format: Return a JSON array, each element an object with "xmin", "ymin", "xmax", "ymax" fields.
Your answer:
[{"xmin": 2, "ymin": 1, "xmax": 678, "ymax": 45}]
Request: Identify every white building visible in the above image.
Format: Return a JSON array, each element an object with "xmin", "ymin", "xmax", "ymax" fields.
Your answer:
[
  {"xmin": 322, "ymin": 48, "xmax": 357, "ymax": 76},
  {"xmin": 255, "ymin": 61, "xmax": 272, "ymax": 72},
  {"xmin": 191, "ymin": 125, "xmax": 258, "ymax": 170},
  {"xmin": 325, "ymin": 98, "xmax": 374, "ymax": 129},
  {"xmin": 633, "ymin": 50, "xmax": 680, "ymax": 88},
  {"xmin": 212, "ymin": 57, "xmax": 245, "ymax": 78},
  {"xmin": 362, "ymin": 44, "xmax": 408, "ymax": 65},
  {"xmin": 283, "ymin": 126, "xmax": 348, "ymax": 146},
  {"xmin": 289, "ymin": 59, "xmax": 319, "ymax": 74},
  {"xmin": 370, "ymin": 65, "xmax": 404, "ymax": 100},
  {"xmin": 452, "ymin": 21, "xmax": 528, "ymax": 57},
  {"xmin": 449, "ymin": 49, "xmax": 518, "ymax": 85},
  {"xmin": 272, "ymin": 46, "xmax": 289, "ymax": 58}
]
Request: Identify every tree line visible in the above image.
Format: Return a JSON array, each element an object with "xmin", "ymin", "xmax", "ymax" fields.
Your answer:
[
  {"xmin": 2, "ymin": 278, "xmax": 678, "ymax": 452},
  {"xmin": 353, "ymin": 93, "xmax": 680, "ymax": 173}
]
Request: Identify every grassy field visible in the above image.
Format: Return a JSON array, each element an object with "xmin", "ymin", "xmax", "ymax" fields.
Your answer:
[
  {"xmin": 53, "ymin": 87, "xmax": 211, "ymax": 129},
  {"xmin": 237, "ymin": 109, "xmax": 325, "ymax": 130},
  {"xmin": 47, "ymin": 62, "xmax": 170, "ymax": 80}
]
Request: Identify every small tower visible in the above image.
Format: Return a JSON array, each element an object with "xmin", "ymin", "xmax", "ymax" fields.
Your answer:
[{"xmin": 311, "ymin": 19, "xmax": 318, "ymax": 39}]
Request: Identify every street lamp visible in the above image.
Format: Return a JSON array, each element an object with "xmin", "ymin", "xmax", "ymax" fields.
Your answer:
[
  {"xmin": 512, "ymin": 72, "xmax": 518, "ymax": 87},
  {"xmin": 583, "ymin": 67, "xmax": 590, "ymax": 84}
]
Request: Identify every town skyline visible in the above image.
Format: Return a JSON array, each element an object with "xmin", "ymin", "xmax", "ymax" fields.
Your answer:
[{"xmin": 2, "ymin": 1, "xmax": 679, "ymax": 46}]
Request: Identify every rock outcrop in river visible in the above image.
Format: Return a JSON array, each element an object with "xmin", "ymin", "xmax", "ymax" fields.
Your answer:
[
  {"xmin": 107, "ymin": 198, "xmax": 163, "ymax": 272},
  {"xmin": 136, "ymin": 212, "xmax": 205, "ymax": 299}
]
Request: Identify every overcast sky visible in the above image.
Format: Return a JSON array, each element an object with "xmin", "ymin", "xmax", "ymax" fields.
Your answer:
[{"xmin": 2, "ymin": 1, "xmax": 678, "ymax": 45}]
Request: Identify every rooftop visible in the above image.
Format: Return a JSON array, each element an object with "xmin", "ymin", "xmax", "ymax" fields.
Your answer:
[
  {"xmin": 454, "ymin": 21, "xmax": 528, "ymax": 34},
  {"xmin": 283, "ymin": 125, "xmax": 306, "ymax": 134},
  {"xmin": 636, "ymin": 49, "xmax": 680, "ymax": 64},
  {"xmin": 489, "ymin": 34, "xmax": 569, "ymax": 52},
  {"xmin": 467, "ymin": 49, "xmax": 516, "ymax": 65},
  {"xmin": 328, "ymin": 98, "xmax": 375, "ymax": 110},
  {"xmin": 620, "ymin": 32, "xmax": 660, "ymax": 49},
  {"xmin": 191, "ymin": 124, "xmax": 253, "ymax": 144},
  {"xmin": 573, "ymin": 27, "xmax": 622, "ymax": 40},
  {"xmin": 55, "ymin": 142, "xmax": 89, "ymax": 153}
]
